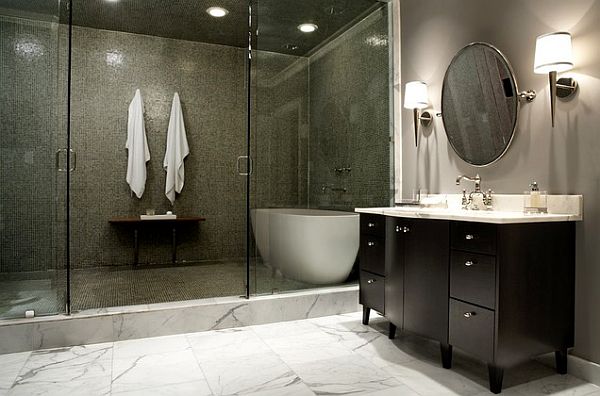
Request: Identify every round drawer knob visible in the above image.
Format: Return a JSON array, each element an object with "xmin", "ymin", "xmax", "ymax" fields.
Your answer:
[
  {"xmin": 465, "ymin": 234, "xmax": 475, "ymax": 240},
  {"xmin": 367, "ymin": 241, "xmax": 376, "ymax": 247},
  {"xmin": 395, "ymin": 225, "xmax": 401, "ymax": 233},
  {"xmin": 368, "ymin": 223, "xmax": 375, "ymax": 228},
  {"xmin": 463, "ymin": 312, "xmax": 476, "ymax": 318},
  {"xmin": 465, "ymin": 261, "xmax": 475, "ymax": 267},
  {"xmin": 403, "ymin": 226, "xmax": 410, "ymax": 233}
]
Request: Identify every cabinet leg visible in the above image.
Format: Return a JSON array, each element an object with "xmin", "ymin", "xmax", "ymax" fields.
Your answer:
[
  {"xmin": 440, "ymin": 343, "xmax": 453, "ymax": 369},
  {"xmin": 488, "ymin": 364, "xmax": 504, "ymax": 394},
  {"xmin": 555, "ymin": 349, "xmax": 568, "ymax": 374},
  {"xmin": 362, "ymin": 307, "xmax": 370, "ymax": 325},
  {"xmin": 388, "ymin": 323, "xmax": 397, "ymax": 339}
]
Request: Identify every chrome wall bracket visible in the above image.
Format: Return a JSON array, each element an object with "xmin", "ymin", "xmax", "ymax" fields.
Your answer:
[
  {"xmin": 518, "ymin": 90, "xmax": 537, "ymax": 103},
  {"xmin": 556, "ymin": 77, "xmax": 578, "ymax": 100}
]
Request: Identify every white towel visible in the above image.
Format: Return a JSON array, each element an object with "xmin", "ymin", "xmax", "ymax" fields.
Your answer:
[
  {"xmin": 164, "ymin": 92, "xmax": 189, "ymax": 205},
  {"xmin": 126, "ymin": 89, "xmax": 150, "ymax": 198}
]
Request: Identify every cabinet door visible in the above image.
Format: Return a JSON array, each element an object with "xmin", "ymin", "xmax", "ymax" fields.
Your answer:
[
  {"xmin": 385, "ymin": 217, "xmax": 406, "ymax": 328},
  {"xmin": 403, "ymin": 219, "xmax": 450, "ymax": 343}
]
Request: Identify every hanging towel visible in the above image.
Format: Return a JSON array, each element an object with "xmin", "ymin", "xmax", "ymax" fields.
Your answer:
[
  {"xmin": 126, "ymin": 89, "xmax": 150, "ymax": 198},
  {"xmin": 164, "ymin": 92, "xmax": 190, "ymax": 205}
]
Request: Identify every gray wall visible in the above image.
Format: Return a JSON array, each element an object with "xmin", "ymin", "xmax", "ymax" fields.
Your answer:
[
  {"xmin": 309, "ymin": 6, "xmax": 392, "ymax": 211},
  {"xmin": 400, "ymin": 0, "xmax": 600, "ymax": 364}
]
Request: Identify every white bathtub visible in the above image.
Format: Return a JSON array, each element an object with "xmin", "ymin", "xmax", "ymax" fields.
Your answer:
[{"xmin": 251, "ymin": 208, "xmax": 360, "ymax": 285}]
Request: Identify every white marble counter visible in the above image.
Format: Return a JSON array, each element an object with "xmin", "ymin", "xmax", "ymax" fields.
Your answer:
[{"xmin": 356, "ymin": 194, "xmax": 583, "ymax": 224}]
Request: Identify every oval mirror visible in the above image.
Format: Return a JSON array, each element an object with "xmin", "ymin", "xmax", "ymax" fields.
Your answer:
[{"xmin": 442, "ymin": 43, "xmax": 519, "ymax": 166}]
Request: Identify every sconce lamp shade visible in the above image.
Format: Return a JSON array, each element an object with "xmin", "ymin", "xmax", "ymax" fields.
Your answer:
[
  {"xmin": 534, "ymin": 32, "xmax": 574, "ymax": 74},
  {"xmin": 404, "ymin": 81, "xmax": 429, "ymax": 109}
]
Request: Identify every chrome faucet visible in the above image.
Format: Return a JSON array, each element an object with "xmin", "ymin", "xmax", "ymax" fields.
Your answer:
[
  {"xmin": 321, "ymin": 184, "xmax": 347, "ymax": 193},
  {"xmin": 455, "ymin": 174, "xmax": 493, "ymax": 210}
]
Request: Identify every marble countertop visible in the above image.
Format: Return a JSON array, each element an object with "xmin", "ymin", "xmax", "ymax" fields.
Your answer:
[{"xmin": 356, "ymin": 194, "xmax": 583, "ymax": 224}]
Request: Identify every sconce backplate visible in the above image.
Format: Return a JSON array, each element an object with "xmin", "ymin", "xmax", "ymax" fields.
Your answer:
[{"xmin": 556, "ymin": 77, "xmax": 578, "ymax": 100}]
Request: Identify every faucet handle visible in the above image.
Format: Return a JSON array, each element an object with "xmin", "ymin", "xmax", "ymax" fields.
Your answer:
[
  {"xmin": 461, "ymin": 189, "xmax": 469, "ymax": 208},
  {"xmin": 484, "ymin": 189, "xmax": 493, "ymax": 208}
]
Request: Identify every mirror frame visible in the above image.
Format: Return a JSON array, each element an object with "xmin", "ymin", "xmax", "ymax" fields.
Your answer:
[{"xmin": 441, "ymin": 42, "xmax": 520, "ymax": 167}]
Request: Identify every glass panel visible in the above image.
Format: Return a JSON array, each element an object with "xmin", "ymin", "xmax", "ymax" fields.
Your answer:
[
  {"xmin": 0, "ymin": 0, "xmax": 69, "ymax": 318},
  {"xmin": 250, "ymin": 0, "xmax": 394, "ymax": 295},
  {"xmin": 68, "ymin": 1, "xmax": 250, "ymax": 311}
]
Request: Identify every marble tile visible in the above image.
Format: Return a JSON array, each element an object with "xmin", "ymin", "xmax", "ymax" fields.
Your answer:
[
  {"xmin": 112, "ymin": 301, "xmax": 250, "ymax": 341},
  {"xmin": 113, "ymin": 334, "xmax": 190, "ymax": 359},
  {"xmin": 14, "ymin": 343, "xmax": 113, "ymax": 385},
  {"xmin": 8, "ymin": 375, "xmax": 111, "ymax": 396},
  {"xmin": 383, "ymin": 359, "xmax": 488, "ymax": 396},
  {"xmin": 112, "ymin": 380, "xmax": 212, "ymax": 396},
  {"xmin": 199, "ymin": 352, "xmax": 302, "ymax": 396},
  {"xmin": 497, "ymin": 374, "xmax": 600, "ymax": 396},
  {"xmin": 111, "ymin": 348, "xmax": 205, "ymax": 393},
  {"xmin": 291, "ymin": 353, "xmax": 402, "ymax": 395},
  {"xmin": 242, "ymin": 382, "xmax": 315, "ymax": 396},
  {"xmin": 0, "ymin": 352, "xmax": 30, "ymax": 394},
  {"xmin": 0, "ymin": 324, "xmax": 33, "ymax": 354},
  {"xmin": 188, "ymin": 327, "xmax": 271, "ymax": 362},
  {"xmin": 250, "ymin": 319, "xmax": 320, "ymax": 340},
  {"xmin": 262, "ymin": 329, "xmax": 354, "ymax": 366},
  {"xmin": 32, "ymin": 316, "xmax": 113, "ymax": 350}
]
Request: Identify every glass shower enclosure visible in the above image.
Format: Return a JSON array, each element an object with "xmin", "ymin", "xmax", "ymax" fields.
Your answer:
[{"xmin": 0, "ymin": 0, "xmax": 394, "ymax": 319}]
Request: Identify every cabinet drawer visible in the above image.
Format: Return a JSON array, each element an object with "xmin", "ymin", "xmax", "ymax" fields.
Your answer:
[
  {"xmin": 449, "ymin": 299, "xmax": 495, "ymax": 362},
  {"xmin": 450, "ymin": 251, "xmax": 496, "ymax": 309},
  {"xmin": 360, "ymin": 214, "xmax": 386, "ymax": 238},
  {"xmin": 360, "ymin": 235, "xmax": 385, "ymax": 276},
  {"xmin": 360, "ymin": 271, "xmax": 384, "ymax": 314},
  {"xmin": 451, "ymin": 222, "xmax": 496, "ymax": 255}
]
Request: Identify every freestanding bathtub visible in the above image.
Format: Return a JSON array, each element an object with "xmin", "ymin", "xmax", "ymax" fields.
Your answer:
[{"xmin": 251, "ymin": 208, "xmax": 359, "ymax": 285}]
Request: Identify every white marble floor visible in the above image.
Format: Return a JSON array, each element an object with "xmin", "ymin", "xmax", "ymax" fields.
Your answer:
[{"xmin": 0, "ymin": 312, "xmax": 598, "ymax": 396}]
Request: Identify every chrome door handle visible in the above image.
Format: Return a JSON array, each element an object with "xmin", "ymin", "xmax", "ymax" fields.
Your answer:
[
  {"xmin": 69, "ymin": 149, "xmax": 76, "ymax": 172},
  {"xmin": 464, "ymin": 261, "xmax": 475, "ymax": 267},
  {"xmin": 236, "ymin": 155, "xmax": 253, "ymax": 176},
  {"xmin": 465, "ymin": 234, "xmax": 474, "ymax": 240},
  {"xmin": 56, "ymin": 149, "xmax": 76, "ymax": 172}
]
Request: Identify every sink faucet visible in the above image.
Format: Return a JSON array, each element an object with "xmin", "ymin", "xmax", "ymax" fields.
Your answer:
[{"xmin": 455, "ymin": 174, "xmax": 493, "ymax": 210}]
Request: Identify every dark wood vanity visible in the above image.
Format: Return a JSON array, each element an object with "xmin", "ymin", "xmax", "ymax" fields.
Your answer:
[{"xmin": 359, "ymin": 213, "xmax": 575, "ymax": 394}]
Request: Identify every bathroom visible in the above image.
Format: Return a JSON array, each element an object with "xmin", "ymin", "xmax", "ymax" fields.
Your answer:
[{"xmin": 0, "ymin": 0, "xmax": 599, "ymax": 395}]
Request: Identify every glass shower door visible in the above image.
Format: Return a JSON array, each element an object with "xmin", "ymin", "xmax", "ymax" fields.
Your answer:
[
  {"xmin": 249, "ymin": 0, "xmax": 394, "ymax": 295},
  {"xmin": 0, "ymin": 0, "xmax": 70, "ymax": 318}
]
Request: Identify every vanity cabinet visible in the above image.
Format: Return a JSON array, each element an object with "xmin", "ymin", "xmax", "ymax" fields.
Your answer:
[{"xmin": 359, "ymin": 214, "xmax": 575, "ymax": 394}]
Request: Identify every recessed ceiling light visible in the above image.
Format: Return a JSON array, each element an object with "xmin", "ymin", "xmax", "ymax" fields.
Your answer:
[
  {"xmin": 206, "ymin": 6, "xmax": 229, "ymax": 17},
  {"xmin": 298, "ymin": 23, "xmax": 318, "ymax": 33}
]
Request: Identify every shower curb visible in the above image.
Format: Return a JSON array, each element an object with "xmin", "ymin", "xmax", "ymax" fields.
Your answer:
[{"xmin": 0, "ymin": 285, "xmax": 359, "ymax": 354}]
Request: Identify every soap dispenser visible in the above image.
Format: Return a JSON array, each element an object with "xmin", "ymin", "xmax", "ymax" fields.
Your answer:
[{"xmin": 524, "ymin": 182, "xmax": 547, "ymax": 213}]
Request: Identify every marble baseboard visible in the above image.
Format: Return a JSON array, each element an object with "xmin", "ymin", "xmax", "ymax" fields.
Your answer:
[
  {"xmin": 0, "ymin": 286, "xmax": 359, "ymax": 354},
  {"xmin": 569, "ymin": 354, "xmax": 600, "ymax": 387}
]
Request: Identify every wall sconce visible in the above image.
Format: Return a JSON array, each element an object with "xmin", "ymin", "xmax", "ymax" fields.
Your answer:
[
  {"xmin": 534, "ymin": 32, "xmax": 578, "ymax": 127},
  {"xmin": 404, "ymin": 81, "xmax": 432, "ymax": 147}
]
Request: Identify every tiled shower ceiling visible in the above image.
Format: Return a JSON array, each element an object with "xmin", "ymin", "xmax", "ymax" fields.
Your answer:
[{"xmin": 0, "ymin": 0, "xmax": 383, "ymax": 56}]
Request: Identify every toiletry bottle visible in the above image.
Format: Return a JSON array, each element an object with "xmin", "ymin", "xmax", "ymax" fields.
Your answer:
[{"xmin": 529, "ymin": 182, "xmax": 540, "ymax": 208}]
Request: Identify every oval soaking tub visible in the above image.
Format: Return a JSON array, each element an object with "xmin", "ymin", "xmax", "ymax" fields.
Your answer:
[{"xmin": 251, "ymin": 208, "xmax": 359, "ymax": 285}]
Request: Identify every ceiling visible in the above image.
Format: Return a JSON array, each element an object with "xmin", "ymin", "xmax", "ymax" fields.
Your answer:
[{"xmin": 0, "ymin": 0, "xmax": 384, "ymax": 56}]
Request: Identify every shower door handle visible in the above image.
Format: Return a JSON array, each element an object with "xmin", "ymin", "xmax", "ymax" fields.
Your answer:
[
  {"xmin": 236, "ymin": 155, "xmax": 253, "ymax": 176},
  {"xmin": 56, "ymin": 149, "xmax": 76, "ymax": 172}
]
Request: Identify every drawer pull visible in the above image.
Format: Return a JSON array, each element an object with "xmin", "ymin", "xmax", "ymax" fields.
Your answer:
[
  {"xmin": 463, "ymin": 312, "xmax": 476, "ymax": 318},
  {"xmin": 465, "ymin": 234, "xmax": 475, "ymax": 240},
  {"xmin": 464, "ymin": 260, "xmax": 475, "ymax": 267},
  {"xmin": 368, "ymin": 222, "xmax": 376, "ymax": 228},
  {"xmin": 396, "ymin": 225, "xmax": 401, "ymax": 233},
  {"xmin": 367, "ymin": 279, "xmax": 376, "ymax": 284},
  {"xmin": 403, "ymin": 226, "xmax": 410, "ymax": 233},
  {"xmin": 367, "ymin": 241, "xmax": 376, "ymax": 247}
]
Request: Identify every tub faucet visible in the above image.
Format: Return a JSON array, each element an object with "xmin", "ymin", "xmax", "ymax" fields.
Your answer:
[{"xmin": 455, "ymin": 174, "xmax": 493, "ymax": 210}]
